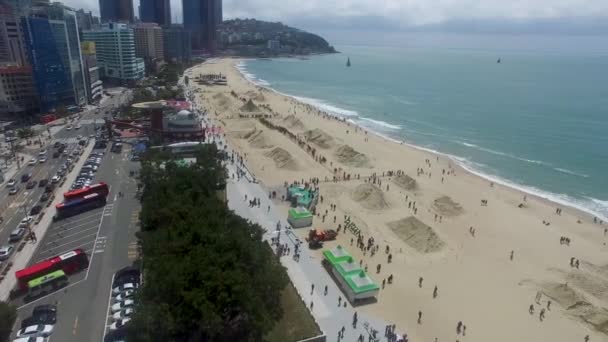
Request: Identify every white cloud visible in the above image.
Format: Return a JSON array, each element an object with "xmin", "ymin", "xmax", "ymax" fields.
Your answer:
[{"xmin": 63, "ymin": 0, "xmax": 608, "ymax": 28}]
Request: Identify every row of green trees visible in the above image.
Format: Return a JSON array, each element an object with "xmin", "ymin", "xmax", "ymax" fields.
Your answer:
[{"xmin": 128, "ymin": 146, "xmax": 289, "ymax": 341}]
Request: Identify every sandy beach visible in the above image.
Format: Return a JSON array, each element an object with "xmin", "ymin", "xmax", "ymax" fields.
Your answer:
[{"xmin": 187, "ymin": 58, "xmax": 608, "ymax": 342}]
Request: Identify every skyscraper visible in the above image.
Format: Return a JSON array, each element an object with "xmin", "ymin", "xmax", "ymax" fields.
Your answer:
[
  {"xmin": 140, "ymin": 0, "xmax": 170, "ymax": 26},
  {"xmin": 47, "ymin": 2, "xmax": 87, "ymax": 106},
  {"xmin": 182, "ymin": 0, "xmax": 220, "ymax": 52},
  {"xmin": 133, "ymin": 22, "xmax": 164, "ymax": 72},
  {"xmin": 82, "ymin": 23, "xmax": 144, "ymax": 85},
  {"xmin": 22, "ymin": 16, "xmax": 75, "ymax": 111},
  {"xmin": 163, "ymin": 25, "xmax": 191, "ymax": 62},
  {"xmin": 0, "ymin": 3, "xmax": 28, "ymax": 66},
  {"xmin": 99, "ymin": 0, "xmax": 134, "ymax": 23},
  {"xmin": 214, "ymin": 0, "xmax": 222, "ymax": 25}
]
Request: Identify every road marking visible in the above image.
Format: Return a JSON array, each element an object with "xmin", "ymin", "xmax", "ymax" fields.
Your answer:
[
  {"xmin": 84, "ymin": 212, "xmax": 107, "ymax": 281},
  {"xmin": 73, "ymin": 316, "xmax": 79, "ymax": 335},
  {"xmin": 47, "ymin": 225, "xmax": 99, "ymax": 244},
  {"xmin": 94, "ymin": 249, "xmax": 104, "ymax": 254},
  {"xmin": 101, "ymin": 273, "xmax": 116, "ymax": 342},
  {"xmin": 43, "ymin": 232, "xmax": 97, "ymax": 249}
]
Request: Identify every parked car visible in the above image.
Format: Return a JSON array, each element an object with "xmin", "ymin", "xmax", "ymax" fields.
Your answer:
[
  {"xmin": 15, "ymin": 324, "xmax": 54, "ymax": 338},
  {"xmin": 26, "ymin": 181, "xmax": 37, "ymax": 189},
  {"xmin": 38, "ymin": 179, "xmax": 48, "ymax": 187},
  {"xmin": 29, "ymin": 205, "xmax": 42, "ymax": 216},
  {"xmin": 6, "ymin": 179, "xmax": 16, "ymax": 187},
  {"xmin": 38, "ymin": 149, "xmax": 46, "ymax": 156},
  {"xmin": 21, "ymin": 173, "xmax": 32, "ymax": 182},
  {"xmin": 112, "ymin": 283, "xmax": 136, "ymax": 295},
  {"xmin": 114, "ymin": 290, "xmax": 134, "ymax": 302},
  {"xmin": 9, "ymin": 228, "xmax": 26, "ymax": 242},
  {"xmin": 27, "ymin": 158, "xmax": 37, "ymax": 166},
  {"xmin": 109, "ymin": 318, "xmax": 131, "ymax": 331},
  {"xmin": 51, "ymin": 176, "xmax": 60, "ymax": 184},
  {"xmin": 40, "ymin": 193, "xmax": 50, "ymax": 202},
  {"xmin": 110, "ymin": 299, "xmax": 134, "ymax": 313},
  {"xmin": 38, "ymin": 157, "xmax": 46, "ymax": 163},
  {"xmin": 9, "ymin": 186, "xmax": 19, "ymax": 195},
  {"xmin": 112, "ymin": 308, "xmax": 134, "ymax": 321},
  {"xmin": 19, "ymin": 305, "xmax": 58, "ymax": 328},
  {"xmin": 0, "ymin": 245, "xmax": 14, "ymax": 260},
  {"xmin": 52, "ymin": 152, "xmax": 60, "ymax": 158},
  {"xmin": 13, "ymin": 336, "xmax": 45, "ymax": 342}
]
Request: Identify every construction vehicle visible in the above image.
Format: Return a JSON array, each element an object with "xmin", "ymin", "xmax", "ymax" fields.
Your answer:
[{"xmin": 306, "ymin": 229, "xmax": 337, "ymax": 242}]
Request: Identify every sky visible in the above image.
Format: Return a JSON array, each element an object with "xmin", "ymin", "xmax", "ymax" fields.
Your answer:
[{"xmin": 64, "ymin": 0, "xmax": 608, "ymax": 35}]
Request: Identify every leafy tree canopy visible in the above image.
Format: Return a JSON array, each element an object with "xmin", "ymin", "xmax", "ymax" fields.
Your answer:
[{"xmin": 129, "ymin": 145, "xmax": 288, "ymax": 342}]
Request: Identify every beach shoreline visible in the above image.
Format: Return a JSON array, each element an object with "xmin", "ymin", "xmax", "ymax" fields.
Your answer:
[
  {"xmin": 233, "ymin": 58, "xmax": 605, "ymax": 224},
  {"xmin": 188, "ymin": 58, "xmax": 608, "ymax": 342}
]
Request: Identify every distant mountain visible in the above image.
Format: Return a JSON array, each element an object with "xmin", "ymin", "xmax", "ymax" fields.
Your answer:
[{"xmin": 218, "ymin": 18, "xmax": 338, "ymax": 57}]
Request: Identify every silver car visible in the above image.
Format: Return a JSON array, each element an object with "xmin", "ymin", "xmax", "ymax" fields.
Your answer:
[{"xmin": 0, "ymin": 245, "xmax": 13, "ymax": 260}]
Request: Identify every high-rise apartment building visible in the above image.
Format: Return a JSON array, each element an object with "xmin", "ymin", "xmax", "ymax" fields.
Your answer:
[
  {"xmin": 0, "ymin": 3, "xmax": 28, "ymax": 66},
  {"xmin": 133, "ymin": 22, "xmax": 163, "ymax": 72},
  {"xmin": 182, "ymin": 0, "xmax": 220, "ymax": 52},
  {"xmin": 0, "ymin": 65, "xmax": 38, "ymax": 117},
  {"xmin": 140, "ymin": 0, "xmax": 170, "ymax": 26},
  {"xmin": 82, "ymin": 23, "xmax": 144, "ymax": 85},
  {"xmin": 163, "ymin": 25, "xmax": 191, "ymax": 62},
  {"xmin": 81, "ymin": 41, "xmax": 102, "ymax": 103},
  {"xmin": 99, "ymin": 0, "xmax": 134, "ymax": 23},
  {"xmin": 21, "ymin": 16, "xmax": 75, "ymax": 111}
]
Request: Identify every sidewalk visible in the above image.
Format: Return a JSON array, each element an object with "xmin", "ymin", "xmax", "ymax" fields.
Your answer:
[{"xmin": 0, "ymin": 141, "xmax": 96, "ymax": 300}]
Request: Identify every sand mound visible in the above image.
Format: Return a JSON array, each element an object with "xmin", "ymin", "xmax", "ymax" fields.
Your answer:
[
  {"xmin": 334, "ymin": 145, "xmax": 370, "ymax": 168},
  {"xmin": 240, "ymin": 99, "xmax": 260, "ymax": 112},
  {"xmin": 212, "ymin": 92, "xmax": 232, "ymax": 109},
  {"xmin": 304, "ymin": 128, "xmax": 334, "ymax": 149},
  {"xmin": 351, "ymin": 183, "xmax": 389, "ymax": 210},
  {"xmin": 244, "ymin": 90, "xmax": 265, "ymax": 102},
  {"xmin": 432, "ymin": 196, "xmax": 464, "ymax": 216},
  {"xmin": 388, "ymin": 216, "xmax": 444, "ymax": 253},
  {"xmin": 282, "ymin": 115, "xmax": 305, "ymax": 130},
  {"xmin": 244, "ymin": 130, "xmax": 274, "ymax": 149},
  {"xmin": 566, "ymin": 270, "xmax": 608, "ymax": 302},
  {"xmin": 393, "ymin": 174, "xmax": 417, "ymax": 191},
  {"xmin": 542, "ymin": 282, "xmax": 608, "ymax": 335},
  {"xmin": 264, "ymin": 147, "xmax": 299, "ymax": 170}
]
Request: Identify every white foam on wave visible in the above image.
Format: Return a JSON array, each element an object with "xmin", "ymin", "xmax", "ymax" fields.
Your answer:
[
  {"xmin": 235, "ymin": 60, "xmax": 270, "ymax": 87},
  {"xmin": 554, "ymin": 168, "xmax": 589, "ymax": 178},
  {"xmin": 358, "ymin": 117, "xmax": 402, "ymax": 130},
  {"xmin": 232, "ymin": 59, "xmax": 608, "ymax": 221},
  {"xmin": 293, "ymin": 95, "xmax": 360, "ymax": 117},
  {"xmin": 456, "ymin": 140, "xmax": 547, "ymax": 166}
]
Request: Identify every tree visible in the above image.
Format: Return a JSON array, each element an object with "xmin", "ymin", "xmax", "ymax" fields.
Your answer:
[
  {"xmin": 0, "ymin": 301, "xmax": 17, "ymax": 341},
  {"xmin": 129, "ymin": 146, "xmax": 288, "ymax": 341},
  {"xmin": 16, "ymin": 127, "xmax": 35, "ymax": 139}
]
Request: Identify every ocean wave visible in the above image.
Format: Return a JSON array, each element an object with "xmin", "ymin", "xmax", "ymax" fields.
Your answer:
[
  {"xmin": 454, "ymin": 158, "xmax": 607, "ymax": 221},
  {"xmin": 554, "ymin": 168, "xmax": 589, "ymax": 178},
  {"xmin": 456, "ymin": 141, "xmax": 547, "ymax": 166},
  {"xmin": 292, "ymin": 96, "xmax": 360, "ymax": 117},
  {"xmin": 235, "ymin": 61, "xmax": 271, "ymax": 87},
  {"xmin": 358, "ymin": 117, "xmax": 402, "ymax": 130}
]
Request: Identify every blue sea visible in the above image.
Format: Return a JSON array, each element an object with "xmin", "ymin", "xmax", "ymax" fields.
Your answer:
[{"xmin": 236, "ymin": 33, "xmax": 608, "ymax": 219}]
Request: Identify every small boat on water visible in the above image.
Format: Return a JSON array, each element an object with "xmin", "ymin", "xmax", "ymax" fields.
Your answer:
[
  {"xmin": 497, "ymin": 58, "xmax": 501, "ymax": 63},
  {"xmin": 346, "ymin": 57, "xmax": 351, "ymax": 67}
]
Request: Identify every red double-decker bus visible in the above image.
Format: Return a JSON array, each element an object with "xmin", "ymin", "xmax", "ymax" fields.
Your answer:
[
  {"xmin": 63, "ymin": 182, "xmax": 109, "ymax": 201},
  {"xmin": 15, "ymin": 249, "xmax": 89, "ymax": 291},
  {"xmin": 55, "ymin": 193, "xmax": 107, "ymax": 221}
]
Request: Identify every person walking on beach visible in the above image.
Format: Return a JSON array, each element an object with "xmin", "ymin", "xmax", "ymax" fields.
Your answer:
[
  {"xmin": 570, "ymin": 257, "xmax": 575, "ymax": 267},
  {"xmin": 510, "ymin": 250, "xmax": 514, "ymax": 261},
  {"xmin": 338, "ymin": 296, "xmax": 342, "ymax": 306},
  {"xmin": 529, "ymin": 304, "xmax": 535, "ymax": 315},
  {"xmin": 547, "ymin": 300, "xmax": 552, "ymax": 310},
  {"xmin": 540, "ymin": 308, "xmax": 546, "ymax": 321},
  {"xmin": 457, "ymin": 321, "xmax": 462, "ymax": 334},
  {"xmin": 353, "ymin": 311, "xmax": 358, "ymax": 327},
  {"xmin": 419, "ymin": 277, "xmax": 423, "ymax": 288},
  {"xmin": 310, "ymin": 300, "xmax": 314, "ymax": 310},
  {"xmin": 584, "ymin": 335, "xmax": 590, "ymax": 342},
  {"xmin": 433, "ymin": 285, "xmax": 438, "ymax": 298},
  {"xmin": 324, "ymin": 285, "xmax": 328, "ymax": 295},
  {"xmin": 311, "ymin": 284, "xmax": 315, "ymax": 294},
  {"xmin": 418, "ymin": 310, "xmax": 422, "ymax": 324}
]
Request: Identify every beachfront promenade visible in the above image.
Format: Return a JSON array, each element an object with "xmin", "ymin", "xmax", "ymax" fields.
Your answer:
[{"xmin": 206, "ymin": 130, "xmax": 400, "ymax": 342}]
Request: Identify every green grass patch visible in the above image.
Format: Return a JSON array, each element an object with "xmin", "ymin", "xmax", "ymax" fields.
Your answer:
[{"xmin": 265, "ymin": 281, "xmax": 322, "ymax": 342}]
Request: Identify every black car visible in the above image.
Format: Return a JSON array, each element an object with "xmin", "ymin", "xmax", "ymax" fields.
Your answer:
[
  {"xmin": 26, "ymin": 180, "xmax": 37, "ymax": 189},
  {"xmin": 52, "ymin": 151, "xmax": 60, "ymax": 158},
  {"xmin": 40, "ymin": 193, "xmax": 50, "ymax": 202},
  {"xmin": 113, "ymin": 267, "xmax": 140, "ymax": 287},
  {"xmin": 53, "ymin": 141, "xmax": 61, "ymax": 148},
  {"xmin": 21, "ymin": 304, "xmax": 57, "ymax": 328},
  {"xmin": 38, "ymin": 179, "xmax": 48, "ymax": 187},
  {"xmin": 29, "ymin": 205, "xmax": 42, "ymax": 216},
  {"xmin": 104, "ymin": 328, "xmax": 127, "ymax": 342}
]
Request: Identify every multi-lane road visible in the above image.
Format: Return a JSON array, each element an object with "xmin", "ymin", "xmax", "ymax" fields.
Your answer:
[{"xmin": 3, "ymin": 88, "xmax": 144, "ymax": 342}]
